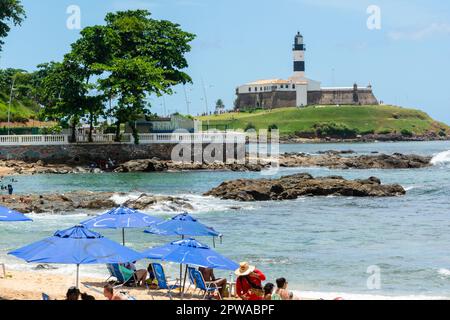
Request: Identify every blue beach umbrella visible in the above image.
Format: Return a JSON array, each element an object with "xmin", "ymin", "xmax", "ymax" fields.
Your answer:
[
  {"xmin": 0, "ymin": 206, "xmax": 32, "ymax": 222},
  {"xmin": 81, "ymin": 205, "xmax": 163, "ymax": 245},
  {"xmin": 9, "ymin": 225, "xmax": 143, "ymax": 287},
  {"xmin": 144, "ymin": 213, "xmax": 222, "ymax": 243},
  {"xmin": 142, "ymin": 238, "xmax": 238, "ymax": 270},
  {"xmin": 142, "ymin": 238, "xmax": 238, "ymax": 296}
]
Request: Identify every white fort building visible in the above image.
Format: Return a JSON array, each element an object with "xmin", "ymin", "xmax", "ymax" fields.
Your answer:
[{"xmin": 235, "ymin": 32, "xmax": 379, "ymax": 110}]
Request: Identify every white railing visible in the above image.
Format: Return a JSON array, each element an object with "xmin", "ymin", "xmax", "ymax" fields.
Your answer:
[
  {"xmin": 0, "ymin": 135, "xmax": 68, "ymax": 145},
  {"xmin": 138, "ymin": 132, "xmax": 245, "ymax": 144},
  {"xmin": 75, "ymin": 134, "xmax": 132, "ymax": 143},
  {"xmin": 0, "ymin": 132, "xmax": 245, "ymax": 146}
]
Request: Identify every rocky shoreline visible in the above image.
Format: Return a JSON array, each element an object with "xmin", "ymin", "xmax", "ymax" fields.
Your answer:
[
  {"xmin": 1, "ymin": 191, "xmax": 194, "ymax": 214},
  {"xmin": 204, "ymin": 173, "xmax": 406, "ymax": 201},
  {"xmin": 0, "ymin": 152, "xmax": 432, "ymax": 176},
  {"xmin": 278, "ymin": 152, "xmax": 432, "ymax": 169},
  {"xmin": 280, "ymin": 134, "xmax": 450, "ymax": 144}
]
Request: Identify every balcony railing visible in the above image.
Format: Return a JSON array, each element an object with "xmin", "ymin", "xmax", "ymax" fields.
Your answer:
[{"xmin": 0, "ymin": 132, "xmax": 245, "ymax": 146}]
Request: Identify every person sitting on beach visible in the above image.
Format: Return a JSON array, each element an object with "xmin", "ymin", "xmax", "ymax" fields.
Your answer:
[
  {"xmin": 103, "ymin": 284, "xmax": 127, "ymax": 300},
  {"xmin": 199, "ymin": 267, "xmax": 227, "ymax": 298},
  {"xmin": 263, "ymin": 283, "xmax": 275, "ymax": 300},
  {"xmin": 274, "ymin": 277, "xmax": 298, "ymax": 300},
  {"xmin": 81, "ymin": 292, "xmax": 96, "ymax": 300},
  {"xmin": 66, "ymin": 286, "xmax": 81, "ymax": 300},
  {"xmin": 123, "ymin": 262, "xmax": 147, "ymax": 287},
  {"xmin": 235, "ymin": 262, "xmax": 266, "ymax": 300}
]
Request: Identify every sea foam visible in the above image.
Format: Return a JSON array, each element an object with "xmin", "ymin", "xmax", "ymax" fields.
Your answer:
[{"xmin": 430, "ymin": 150, "xmax": 450, "ymax": 166}]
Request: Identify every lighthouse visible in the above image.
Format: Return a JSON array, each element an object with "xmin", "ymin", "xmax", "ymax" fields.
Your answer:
[{"xmin": 292, "ymin": 31, "xmax": 305, "ymax": 80}]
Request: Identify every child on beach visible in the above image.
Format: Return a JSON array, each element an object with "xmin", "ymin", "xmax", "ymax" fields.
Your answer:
[
  {"xmin": 274, "ymin": 278, "xmax": 299, "ymax": 300},
  {"xmin": 263, "ymin": 283, "xmax": 275, "ymax": 300}
]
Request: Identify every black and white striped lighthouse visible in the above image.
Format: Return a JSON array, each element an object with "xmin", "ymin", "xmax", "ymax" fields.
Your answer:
[{"xmin": 292, "ymin": 31, "xmax": 305, "ymax": 79}]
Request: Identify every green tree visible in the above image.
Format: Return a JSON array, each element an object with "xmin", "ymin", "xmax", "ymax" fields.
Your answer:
[
  {"xmin": 67, "ymin": 25, "xmax": 114, "ymax": 141},
  {"xmin": 96, "ymin": 57, "xmax": 169, "ymax": 143},
  {"xmin": 36, "ymin": 61, "xmax": 88, "ymax": 142},
  {"xmin": 215, "ymin": 99, "xmax": 225, "ymax": 112},
  {"xmin": 96, "ymin": 10, "xmax": 195, "ymax": 143},
  {"xmin": 0, "ymin": 0, "xmax": 25, "ymax": 53}
]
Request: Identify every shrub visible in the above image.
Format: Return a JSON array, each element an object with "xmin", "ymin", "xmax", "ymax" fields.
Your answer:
[
  {"xmin": 378, "ymin": 129, "xmax": 392, "ymax": 135},
  {"xmin": 358, "ymin": 129, "xmax": 375, "ymax": 135},
  {"xmin": 400, "ymin": 129, "xmax": 414, "ymax": 137},
  {"xmin": 104, "ymin": 126, "xmax": 117, "ymax": 134},
  {"xmin": 245, "ymin": 122, "xmax": 256, "ymax": 131},
  {"xmin": 313, "ymin": 122, "xmax": 358, "ymax": 138},
  {"xmin": 268, "ymin": 124, "xmax": 278, "ymax": 132}
]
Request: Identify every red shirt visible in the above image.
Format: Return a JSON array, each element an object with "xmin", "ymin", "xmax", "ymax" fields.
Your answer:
[{"xmin": 235, "ymin": 269, "xmax": 266, "ymax": 300}]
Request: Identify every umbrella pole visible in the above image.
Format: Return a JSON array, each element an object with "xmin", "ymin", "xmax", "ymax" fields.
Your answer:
[
  {"xmin": 181, "ymin": 264, "xmax": 188, "ymax": 300},
  {"xmin": 122, "ymin": 228, "xmax": 125, "ymax": 246},
  {"xmin": 213, "ymin": 237, "xmax": 215, "ymax": 248},
  {"xmin": 76, "ymin": 264, "xmax": 80, "ymax": 288},
  {"xmin": 179, "ymin": 235, "xmax": 184, "ymax": 297}
]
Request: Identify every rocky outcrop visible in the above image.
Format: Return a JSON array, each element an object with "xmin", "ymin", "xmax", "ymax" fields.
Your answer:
[
  {"xmin": 0, "ymin": 191, "xmax": 193, "ymax": 214},
  {"xmin": 0, "ymin": 160, "xmax": 103, "ymax": 176},
  {"xmin": 204, "ymin": 173, "xmax": 406, "ymax": 201},
  {"xmin": 114, "ymin": 159, "xmax": 265, "ymax": 172},
  {"xmin": 0, "ymin": 152, "xmax": 433, "ymax": 176},
  {"xmin": 278, "ymin": 152, "xmax": 432, "ymax": 169}
]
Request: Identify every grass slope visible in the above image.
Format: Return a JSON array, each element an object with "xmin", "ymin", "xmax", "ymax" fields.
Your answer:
[
  {"xmin": 0, "ymin": 91, "xmax": 39, "ymax": 123},
  {"xmin": 197, "ymin": 105, "xmax": 449, "ymax": 137}
]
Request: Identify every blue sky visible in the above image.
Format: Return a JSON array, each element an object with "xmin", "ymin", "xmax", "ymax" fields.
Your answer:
[{"xmin": 1, "ymin": 0, "xmax": 450, "ymax": 123}]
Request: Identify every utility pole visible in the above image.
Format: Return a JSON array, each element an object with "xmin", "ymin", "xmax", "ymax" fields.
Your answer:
[
  {"xmin": 201, "ymin": 78, "xmax": 209, "ymax": 115},
  {"xmin": 159, "ymin": 96, "xmax": 168, "ymax": 117},
  {"xmin": 8, "ymin": 76, "xmax": 17, "ymax": 136},
  {"xmin": 183, "ymin": 85, "xmax": 191, "ymax": 115}
]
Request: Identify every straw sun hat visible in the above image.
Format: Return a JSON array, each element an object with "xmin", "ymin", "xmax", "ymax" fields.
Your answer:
[{"xmin": 235, "ymin": 261, "xmax": 255, "ymax": 276}]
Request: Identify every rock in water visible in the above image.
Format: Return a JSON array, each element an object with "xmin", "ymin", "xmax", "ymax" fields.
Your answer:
[
  {"xmin": 278, "ymin": 153, "xmax": 432, "ymax": 169},
  {"xmin": 204, "ymin": 173, "xmax": 406, "ymax": 201}
]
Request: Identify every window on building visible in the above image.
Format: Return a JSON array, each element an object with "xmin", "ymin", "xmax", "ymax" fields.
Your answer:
[
  {"xmin": 292, "ymin": 84, "xmax": 295, "ymax": 89},
  {"xmin": 248, "ymin": 87, "xmax": 251, "ymax": 92}
]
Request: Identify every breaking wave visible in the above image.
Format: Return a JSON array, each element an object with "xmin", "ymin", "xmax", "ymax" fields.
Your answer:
[{"xmin": 431, "ymin": 150, "xmax": 450, "ymax": 166}]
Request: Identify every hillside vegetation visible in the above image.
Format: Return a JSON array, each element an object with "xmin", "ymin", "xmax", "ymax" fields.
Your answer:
[
  {"xmin": 197, "ymin": 105, "xmax": 449, "ymax": 138},
  {"xmin": 0, "ymin": 91, "xmax": 39, "ymax": 123}
]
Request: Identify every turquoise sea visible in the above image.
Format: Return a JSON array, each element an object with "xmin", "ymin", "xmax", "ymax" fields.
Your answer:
[{"xmin": 1, "ymin": 141, "xmax": 450, "ymax": 299}]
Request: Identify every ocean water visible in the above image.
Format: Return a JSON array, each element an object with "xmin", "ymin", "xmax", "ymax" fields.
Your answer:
[{"xmin": 1, "ymin": 141, "xmax": 450, "ymax": 300}]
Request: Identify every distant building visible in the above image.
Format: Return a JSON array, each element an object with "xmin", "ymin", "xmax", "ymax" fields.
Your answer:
[
  {"xmin": 235, "ymin": 32, "xmax": 379, "ymax": 110},
  {"xmin": 125, "ymin": 114, "xmax": 200, "ymax": 134}
]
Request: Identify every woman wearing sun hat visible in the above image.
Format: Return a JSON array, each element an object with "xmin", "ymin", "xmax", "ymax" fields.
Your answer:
[{"xmin": 235, "ymin": 262, "xmax": 266, "ymax": 300}]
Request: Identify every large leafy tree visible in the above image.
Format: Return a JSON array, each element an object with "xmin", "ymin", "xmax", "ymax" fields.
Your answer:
[
  {"xmin": 36, "ymin": 61, "xmax": 89, "ymax": 142},
  {"xmin": 97, "ymin": 10, "xmax": 195, "ymax": 143},
  {"xmin": 0, "ymin": 0, "xmax": 25, "ymax": 53},
  {"xmin": 66, "ymin": 25, "xmax": 115, "ymax": 141}
]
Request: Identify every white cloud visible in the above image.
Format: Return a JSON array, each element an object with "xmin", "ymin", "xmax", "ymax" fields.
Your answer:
[{"xmin": 388, "ymin": 23, "xmax": 450, "ymax": 41}]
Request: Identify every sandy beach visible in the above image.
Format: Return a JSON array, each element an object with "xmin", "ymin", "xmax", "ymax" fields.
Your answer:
[{"xmin": 0, "ymin": 268, "xmax": 229, "ymax": 300}]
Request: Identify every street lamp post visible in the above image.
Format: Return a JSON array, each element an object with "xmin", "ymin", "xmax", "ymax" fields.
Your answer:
[{"xmin": 7, "ymin": 76, "xmax": 17, "ymax": 136}]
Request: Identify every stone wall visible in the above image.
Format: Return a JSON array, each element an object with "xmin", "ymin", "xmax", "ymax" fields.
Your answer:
[
  {"xmin": 307, "ymin": 89, "xmax": 378, "ymax": 105},
  {"xmin": 235, "ymin": 91, "xmax": 296, "ymax": 110},
  {"xmin": 235, "ymin": 88, "xmax": 379, "ymax": 109},
  {"xmin": 0, "ymin": 142, "xmax": 246, "ymax": 164}
]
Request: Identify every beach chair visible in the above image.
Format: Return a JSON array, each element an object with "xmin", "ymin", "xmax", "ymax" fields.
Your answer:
[
  {"xmin": 186, "ymin": 266, "xmax": 201, "ymax": 297},
  {"xmin": 149, "ymin": 263, "xmax": 180, "ymax": 300},
  {"xmin": 105, "ymin": 263, "xmax": 137, "ymax": 287},
  {"xmin": 190, "ymin": 269, "xmax": 222, "ymax": 300}
]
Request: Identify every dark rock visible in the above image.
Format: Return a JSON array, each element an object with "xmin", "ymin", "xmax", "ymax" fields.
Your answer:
[{"xmin": 204, "ymin": 173, "xmax": 406, "ymax": 201}]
